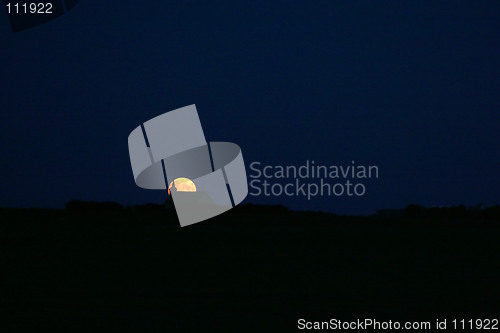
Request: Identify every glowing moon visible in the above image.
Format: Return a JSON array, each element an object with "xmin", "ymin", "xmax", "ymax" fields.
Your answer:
[{"xmin": 168, "ymin": 177, "xmax": 197, "ymax": 195}]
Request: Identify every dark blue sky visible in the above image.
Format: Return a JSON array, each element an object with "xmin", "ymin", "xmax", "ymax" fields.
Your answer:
[{"xmin": 1, "ymin": 1, "xmax": 499, "ymax": 214}]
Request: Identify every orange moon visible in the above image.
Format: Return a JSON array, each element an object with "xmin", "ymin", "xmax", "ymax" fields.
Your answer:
[{"xmin": 168, "ymin": 177, "xmax": 197, "ymax": 195}]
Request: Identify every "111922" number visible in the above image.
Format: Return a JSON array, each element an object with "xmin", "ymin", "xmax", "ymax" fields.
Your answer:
[{"xmin": 6, "ymin": 2, "xmax": 53, "ymax": 14}]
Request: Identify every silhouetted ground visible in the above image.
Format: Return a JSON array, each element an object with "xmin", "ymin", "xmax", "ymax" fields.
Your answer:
[{"xmin": 1, "ymin": 203, "xmax": 499, "ymax": 331}]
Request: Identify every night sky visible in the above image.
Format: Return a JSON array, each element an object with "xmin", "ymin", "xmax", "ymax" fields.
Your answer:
[{"xmin": 1, "ymin": 1, "xmax": 499, "ymax": 214}]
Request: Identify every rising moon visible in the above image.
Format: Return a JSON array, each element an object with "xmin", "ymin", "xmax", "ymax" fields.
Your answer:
[{"xmin": 168, "ymin": 177, "xmax": 197, "ymax": 195}]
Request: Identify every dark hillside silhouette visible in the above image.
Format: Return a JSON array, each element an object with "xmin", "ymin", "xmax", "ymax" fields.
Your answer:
[
  {"xmin": 1, "ymin": 202, "xmax": 499, "ymax": 331},
  {"xmin": 404, "ymin": 203, "xmax": 500, "ymax": 220},
  {"xmin": 65, "ymin": 200, "xmax": 124, "ymax": 212}
]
